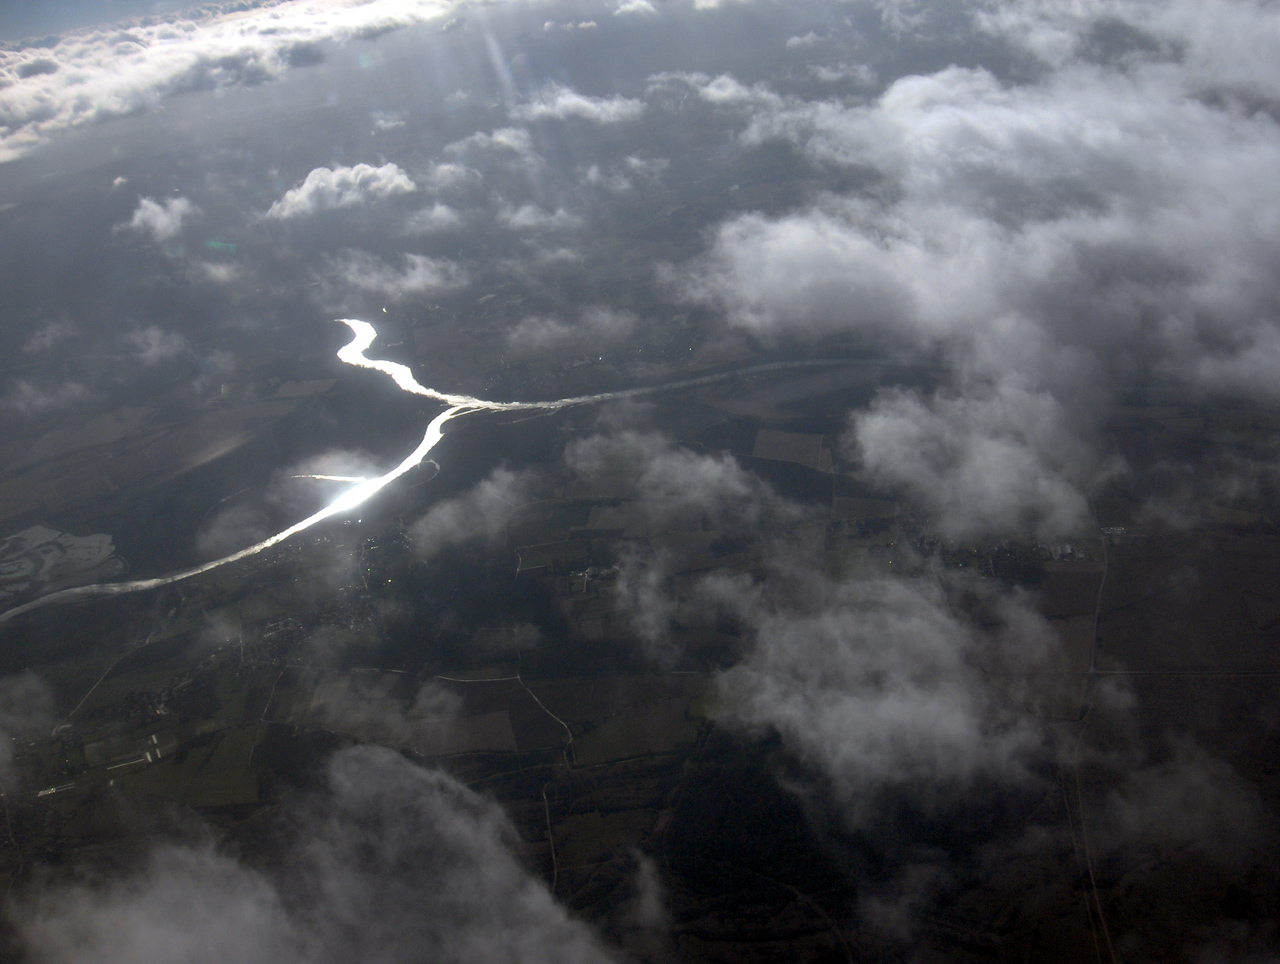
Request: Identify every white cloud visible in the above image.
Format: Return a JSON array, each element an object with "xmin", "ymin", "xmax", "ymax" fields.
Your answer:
[
  {"xmin": 847, "ymin": 382, "xmax": 1095, "ymax": 540},
  {"xmin": 511, "ymin": 83, "xmax": 645, "ymax": 124},
  {"xmin": 585, "ymin": 157, "xmax": 668, "ymax": 192},
  {"xmin": 615, "ymin": 0, "xmax": 657, "ymax": 14},
  {"xmin": 585, "ymin": 165, "xmax": 633, "ymax": 192},
  {"xmin": 0, "ymin": 672, "xmax": 54, "ymax": 788},
  {"xmin": 1, "ymin": 380, "xmax": 90, "ymax": 415},
  {"xmin": 670, "ymin": 46, "xmax": 1280, "ymax": 545},
  {"xmin": 22, "ymin": 321, "xmax": 73, "ymax": 353},
  {"xmin": 496, "ymin": 203, "xmax": 581, "ymax": 231},
  {"xmin": 564, "ymin": 430, "xmax": 797, "ymax": 532},
  {"xmin": 811, "ymin": 62, "xmax": 878, "ymax": 85},
  {"xmin": 678, "ymin": 61, "xmax": 1280, "ymax": 383},
  {"xmin": 330, "ymin": 251, "xmax": 467, "ymax": 300},
  {"xmin": 409, "ymin": 468, "xmax": 529, "ymax": 560},
  {"xmin": 402, "ymin": 203, "xmax": 463, "ymax": 235},
  {"xmin": 122, "ymin": 196, "xmax": 195, "ymax": 242},
  {"xmin": 196, "ymin": 261, "xmax": 241, "ymax": 284},
  {"xmin": 974, "ymin": 0, "xmax": 1280, "ymax": 99},
  {"xmin": 443, "ymin": 128, "xmax": 542, "ymax": 174},
  {"xmin": 506, "ymin": 307, "xmax": 635, "ymax": 358},
  {"xmin": 265, "ymin": 163, "xmax": 415, "ymax": 219},
  {"xmin": 126, "ymin": 325, "xmax": 187, "ymax": 365},
  {"xmin": 711, "ymin": 566, "xmax": 1047, "ymax": 827},
  {"xmin": 15, "ymin": 747, "xmax": 623, "ymax": 964},
  {"xmin": 625, "ymin": 155, "xmax": 668, "ymax": 179},
  {"xmin": 422, "ymin": 162, "xmax": 478, "ymax": 191},
  {"xmin": 786, "ymin": 31, "xmax": 822, "ymax": 47},
  {"xmin": 0, "ymin": 0, "xmax": 458, "ymax": 162}
]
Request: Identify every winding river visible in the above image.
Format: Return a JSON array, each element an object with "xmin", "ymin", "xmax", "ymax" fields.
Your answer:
[{"xmin": 0, "ymin": 319, "xmax": 845, "ymax": 626}]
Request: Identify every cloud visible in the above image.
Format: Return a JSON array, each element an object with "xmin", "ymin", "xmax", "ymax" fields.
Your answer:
[
  {"xmin": 198, "ymin": 450, "xmax": 383, "ymax": 559},
  {"xmin": 611, "ymin": 548, "xmax": 682, "ymax": 665},
  {"xmin": 0, "ymin": 0, "xmax": 457, "ymax": 162},
  {"xmin": 678, "ymin": 58, "xmax": 1280, "ymax": 395},
  {"xmin": 711, "ymin": 565, "xmax": 1048, "ymax": 827},
  {"xmin": 810, "ymin": 62, "xmax": 878, "ymax": 86},
  {"xmin": 371, "ymin": 110, "xmax": 405, "ymax": 131},
  {"xmin": 584, "ymin": 157, "xmax": 667, "ymax": 192},
  {"xmin": 421, "ymin": 162, "xmax": 479, "ymax": 191},
  {"xmin": 197, "ymin": 501, "xmax": 270, "ymax": 560},
  {"xmin": 506, "ymin": 307, "xmax": 634, "ymax": 358},
  {"xmin": 667, "ymin": 25, "xmax": 1280, "ymax": 536},
  {"xmin": 14, "ymin": 747, "xmax": 622, "ymax": 964},
  {"xmin": 0, "ymin": 380, "xmax": 90, "ymax": 416},
  {"xmin": 585, "ymin": 165, "xmax": 633, "ymax": 192},
  {"xmin": 22, "ymin": 321, "xmax": 73, "ymax": 353},
  {"xmin": 310, "ymin": 677, "xmax": 463, "ymax": 747},
  {"xmin": 126, "ymin": 325, "xmax": 187, "ymax": 365},
  {"xmin": 329, "ymin": 251, "xmax": 467, "ymax": 300},
  {"xmin": 511, "ymin": 83, "xmax": 645, "ymax": 124},
  {"xmin": 496, "ymin": 203, "xmax": 581, "ymax": 231},
  {"xmin": 193, "ymin": 261, "xmax": 240, "ymax": 284},
  {"xmin": 543, "ymin": 20, "xmax": 599, "ymax": 31},
  {"xmin": 445, "ymin": 127, "xmax": 537, "ymax": 162},
  {"xmin": 565, "ymin": 430, "xmax": 796, "ymax": 532},
  {"xmin": 0, "ymin": 672, "xmax": 55, "ymax": 787},
  {"xmin": 1094, "ymin": 736, "xmax": 1268, "ymax": 863},
  {"xmin": 847, "ymin": 381, "xmax": 1095, "ymax": 540},
  {"xmin": 786, "ymin": 31, "xmax": 823, "ymax": 48},
  {"xmin": 402, "ymin": 203, "xmax": 462, "ymax": 234},
  {"xmin": 122, "ymin": 196, "xmax": 195, "ymax": 242},
  {"xmin": 409, "ymin": 468, "xmax": 529, "ymax": 560},
  {"xmin": 615, "ymin": 0, "xmax": 657, "ymax": 14},
  {"xmin": 266, "ymin": 163, "xmax": 415, "ymax": 219}
]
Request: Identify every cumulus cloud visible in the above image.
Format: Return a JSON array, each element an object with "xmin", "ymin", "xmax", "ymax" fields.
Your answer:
[
  {"xmin": 402, "ymin": 203, "xmax": 463, "ymax": 235},
  {"xmin": 497, "ymin": 203, "xmax": 581, "ymax": 231},
  {"xmin": 311, "ymin": 677, "xmax": 463, "ymax": 747},
  {"xmin": 786, "ymin": 31, "xmax": 823, "ymax": 48},
  {"xmin": 22, "ymin": 321, "xmax": 73, "ymax": 353},
  {"xmin": 410, "ymin": 468, "xmax": 529, "ymax": 560},
  {"xmin": 565, "ymin": 430, "xmax": 796, "ymax": 532},
  {"xmin": 329, "ymin": 251, "xmax": 467, "ymax": 300},
  {"xmin": 122, "ymin": 196, "xmax": 195, "ymax": 242},
  {"xmin": 712, "ymin": 566, "xmax": 1047, "ymax": 827},
  {"xmin": 665, "ymin": 13, "xmax": 1280, "ymax": 537},
  {"xmin": 14, "ymin": 747, "xmax": 621, "ymax": 964},
  {"xmin": 371, "ymin": 110, "xmax": 405, "ymax": 131},
  {"xmin": 678, "ymin": 57, "xmax": 1280, "ymax": 396},
  {"xmin": 1094, "ymin": 736, "xmax": 1268, "ymax": 863},
  {"xmin": 421, "ymin": 162, "xmax": 478, "ymax": 191},
  {"xmin": 266, "ymin": 163, "xmax": 415, "ymax": 219},
  {"xmin": 506, "ymin": 307, "xmax": 634, "ymax": 359},
  {"xmin": 444, "ymin": 127, "xmax": 538, "ymax": 163},
  {"xmin": 0, "ymin": 380, "xmax": 90, "ymax": 416},
  {"xmin": 195, "ymin": 261, "xmax": 241, "ymax": 284},
  {"xmin": 511, "ymin": 83, "xmax": 645, "ymax": 124},
  {"xmin": 197, "ymin": 501, "xmax": 270, "ymax": 560},
  {"xmin": 0, "ymin": 672, "xmax": 55, "ymax": 787},
  {"xmin": 126, "ymin": 325, "xmax": 187, "ymax": 365},
  {"xmin": 848, "ymin": 382, "xmax": 1095, "ymax": 540},
  {"xmin": 0, "ymin": 0, "xmax": 457, "ymax": 162}
]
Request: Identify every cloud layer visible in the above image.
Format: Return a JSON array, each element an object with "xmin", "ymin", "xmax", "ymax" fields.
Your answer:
[
  {"xmin": 15, "ymin": 747, "xmax": 620, "ymax": 964},
  {"xmin": 0, "ymin": 0, "xmax": 457, "ymax": 162}
]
